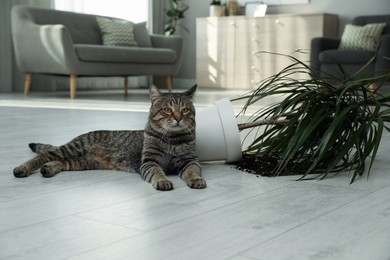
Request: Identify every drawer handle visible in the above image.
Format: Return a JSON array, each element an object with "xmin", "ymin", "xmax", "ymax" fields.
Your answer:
[{"xmin": 275, "ymin": 19, "xmax": 284, "ymax": 27}]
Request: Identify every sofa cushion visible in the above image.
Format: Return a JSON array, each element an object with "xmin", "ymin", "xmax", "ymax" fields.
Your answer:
[
  {"xmin": 338, "ymin": 23, "xmax": 386, "ymax": 51},
  {"xmin": 96, "ymin": 16, "xmax": 138, "ymax": 47},
  {"xmin": 134, "ymin": 22, "xmax": 152, "ymax": 47},
  {"xmin": 319, "ymin": 50, "xmax": 375, "ymax": 64},
  {"xmin": 74, "ymin": 44, "xmax": 177, "ymax": 64}
]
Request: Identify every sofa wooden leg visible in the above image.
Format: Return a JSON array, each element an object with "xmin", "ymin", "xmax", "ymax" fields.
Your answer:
[
  {"xmin": 24, "ymin": 73, "xmax": 32, "ymax": 96},
  {"xmin": 70, "ymin": 74, "xmax": 77, "ymax": 99},
  {"xmin": 165, "ymin": 75, "xmax": 173, "ymax": 92},
  {"xmin": 124, "ymin": 77, "xmax": 128, "ymax": 96}
]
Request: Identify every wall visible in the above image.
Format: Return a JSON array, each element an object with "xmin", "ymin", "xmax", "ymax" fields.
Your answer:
[{"xmin": 174, "ymin": 0, "xmax": 390, "ymax": 86}]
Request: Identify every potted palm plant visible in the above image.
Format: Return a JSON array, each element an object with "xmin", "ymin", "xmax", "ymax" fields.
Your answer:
[{"xmin": 232, "ymin": 52, "xmax": 390, "ymax": 183}]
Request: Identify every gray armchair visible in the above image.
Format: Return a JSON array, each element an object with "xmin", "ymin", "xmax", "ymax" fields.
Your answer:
[
  {"xmin": 310, "ymin": 15, "xmax": 390, "ymax": 86},
  {"xmin": 11, "ymin": 6, "xmax": 183, "ymax": 98}
]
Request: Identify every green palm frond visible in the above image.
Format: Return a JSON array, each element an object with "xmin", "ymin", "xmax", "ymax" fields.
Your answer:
[{"xmin": 234, "ymin": 51, "xmax": 390, "ymax": 183}]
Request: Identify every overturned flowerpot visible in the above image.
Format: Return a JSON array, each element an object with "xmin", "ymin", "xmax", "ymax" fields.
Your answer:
[
  {"xmin": 137, "ymin": 98, "xmax": 242, "ymax": 163},
  {"xmin": 196, "ymin": 98, "xmax": 242, "ymax": 163}
]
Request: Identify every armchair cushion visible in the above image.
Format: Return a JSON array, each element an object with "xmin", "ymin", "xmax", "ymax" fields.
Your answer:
[
  {"xmin": 338, "ymin": 23, "xmax": 386, "ymax": 51},
  {"xmin": 74, "ymin": 44, "xmax": 177, "ymax": 64}
]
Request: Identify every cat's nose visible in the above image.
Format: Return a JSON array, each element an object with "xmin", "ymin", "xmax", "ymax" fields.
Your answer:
[{"xmin": 173, "ymin": 112, "xmax": 182, "ymax": 123}]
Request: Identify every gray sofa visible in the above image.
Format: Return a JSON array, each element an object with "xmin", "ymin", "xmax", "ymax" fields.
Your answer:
[
  {"xmin": 11, "ymin": 6, "xmax": 183, "ymax": 98},
  {"xmin": 310, "ymin": 15, "xmax": 390, "ymax": 86}
]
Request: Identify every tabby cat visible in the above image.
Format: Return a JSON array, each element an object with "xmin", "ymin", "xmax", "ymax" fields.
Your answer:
[{"xmin": 13, "ymin": 85, "xmax": 206, "ymax": 191}]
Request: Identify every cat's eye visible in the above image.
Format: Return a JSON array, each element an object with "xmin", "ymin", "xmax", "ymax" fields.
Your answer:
[
  {"xmin": 182, "ymin": 108, "xmax": 189, "ymax": 113},
  {"xmin": 163, "ymin": 107, "xmax": 172, "ymax": 113}
]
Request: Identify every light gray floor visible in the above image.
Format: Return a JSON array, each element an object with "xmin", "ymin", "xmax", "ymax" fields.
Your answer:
[{"xmin": 1, "ymin": 89, "xmax": 390, "ymax": 260}]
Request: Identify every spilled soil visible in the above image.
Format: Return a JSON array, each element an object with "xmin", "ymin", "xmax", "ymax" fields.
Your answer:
[{"xmin": 235, "ymin": 153, "xmax": 279, "ymax": 177}]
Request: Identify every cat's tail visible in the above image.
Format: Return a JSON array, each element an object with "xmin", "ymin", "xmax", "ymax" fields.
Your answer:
[{"xmin": 29, "ymin": 143, "xmax": 57, "ymax": 154}]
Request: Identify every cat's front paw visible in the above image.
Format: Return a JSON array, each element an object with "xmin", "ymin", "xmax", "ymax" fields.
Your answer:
[
  {"xmin": 153, "ymin": 179, "xmax": 174, "ymax": 191},
  {"xmin": 13, "ymin": 166, "xmax": 30, "ymax": 178},
  {"xmin": 187, "ymin": 177, "xmax": 207, "ymax": 189}
]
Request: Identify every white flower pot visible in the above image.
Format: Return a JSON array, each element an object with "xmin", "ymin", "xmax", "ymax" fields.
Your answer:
[
  {"xmin": 196, "ymin": 98, "xmax": 242, "ymax": 163},
  {"xmin": 209, "ymin": 5, "xmax": 224, "ymax": 17},
  {"xmin": 137, "ymin": 98, "xmax": 242, "ymax": 163}
]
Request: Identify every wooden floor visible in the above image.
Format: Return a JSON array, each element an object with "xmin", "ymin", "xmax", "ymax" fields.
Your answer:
[{"xmin": 1, "ymin": 90, "xmax": 390, "ymax": 260}]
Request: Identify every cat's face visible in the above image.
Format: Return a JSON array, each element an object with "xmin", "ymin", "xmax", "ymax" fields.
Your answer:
[{"xmin": 148, "ymin": 85, "xmax": 197, "ymax": 133}]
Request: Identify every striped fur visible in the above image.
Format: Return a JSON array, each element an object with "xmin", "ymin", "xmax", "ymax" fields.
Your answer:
[{"xmin": 13, "ymin": 85, "xmax": 206, "ymax": 191}]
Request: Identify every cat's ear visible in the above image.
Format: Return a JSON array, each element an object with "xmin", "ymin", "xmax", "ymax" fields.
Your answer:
[
  {"xmin": 183, "ymin": 84, "xmax": 197, "ymax": 99},
  {"xmin": 149, "ymin": 84, "xmax": 162, "ymax": 104}
]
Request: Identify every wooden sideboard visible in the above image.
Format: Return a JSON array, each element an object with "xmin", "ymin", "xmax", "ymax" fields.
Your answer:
[{"xmin": 196, "ymin": 14, "xmax": 339, "ymax": 89}]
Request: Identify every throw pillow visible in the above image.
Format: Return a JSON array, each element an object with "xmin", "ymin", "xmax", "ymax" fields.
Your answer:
[
  {"xmin": 338, "ymin": 23, "xmax": 386, "ymax": 51},
  {"xmin": 96, "ymin": 16, "xmax": 138, "ymax": 47},
  {"xmin": 134, "ymin": 22, "xmax": 152, "ymax": 47}
]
